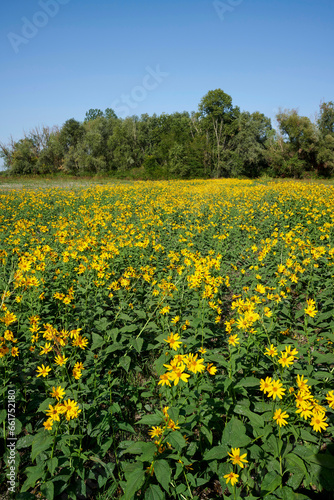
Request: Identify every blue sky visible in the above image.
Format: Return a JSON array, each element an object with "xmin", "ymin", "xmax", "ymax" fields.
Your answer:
[{"xmin": 0, "ymin": 0, "xmax": 333, "ymax": 168}]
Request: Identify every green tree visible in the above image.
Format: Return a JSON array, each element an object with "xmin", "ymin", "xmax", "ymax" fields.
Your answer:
[
  {"xmin": 230, "ymin": 111, "xmax": 272, "ymax": 177},
  {"xmin": 59, "ymin": 119, "xmax": 84, "ymax": 154},
  {"xmin": 316, "ymin": 102, "xmax": 334, "ymax": 175},
  {"xmin": 198, "ymin": 89, "xmax": 239, "ymax": 177},
  {"xmin": 84, "ymin": 108, "xmax": 104, "ymax": 122},
  {"xmin": 9, "ymin": 138, "xmax": 38, "ymax": 174},
  {"xmin": 276, "ymin": 109, "xmax": 318, "ymax": 174}
]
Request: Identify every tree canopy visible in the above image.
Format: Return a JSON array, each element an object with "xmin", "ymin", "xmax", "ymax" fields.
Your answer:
[{"xmin": 1, "ymin": 93, "xmax": 332, "ymax": 179}]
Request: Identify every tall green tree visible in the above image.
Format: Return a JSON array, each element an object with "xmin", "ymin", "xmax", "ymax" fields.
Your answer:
[
  {"xmin": 84, "ymin": 108, "xmax": 104, "ymax": 122},
  {"xmin": 198, "ymin": 89, "xmax": 239, "ymax": 177},
  {"xmin": 316, "ymin": 102, "xmax": 334, "ymax": 175},
  {"xmin": 229, "ymin": 111, "xmax": 272, "ymax": 177},
  {"xmin": 276, "ymin": 109, "xmax": 318, "ymax": 175}
]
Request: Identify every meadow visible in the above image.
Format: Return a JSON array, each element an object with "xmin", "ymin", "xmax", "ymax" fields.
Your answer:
[{"xmin": 0, "ymin": 178, "xmax": 334, "ymax": 500}]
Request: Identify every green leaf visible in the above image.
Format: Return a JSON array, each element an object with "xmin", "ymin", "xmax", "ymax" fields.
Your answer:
[
  {"xmin": 100, "ymin": 436, "xmax": 114, "ymax": 456},
  {"xmin": 286, "ymin": 469, "xmax": 305, "ymax": 491},
  {"xmin": 123, "ymin": 440, "xmax": 155, "ymax": 456},
  {"xmin": 261, "ymin": 471, "xmax": 281, "ymax": 494},
  {"xmin": 222, "ymin": 417, "xmax": 251, "ymax": 448},
  {"xmin": 154, "ymin": 459, "xmax": 171, "ymax": 493},
  {"xmin": 166, "ymin": 406, "xmax": 179, "ymax": 423},
  {"xmin": 285, "ymin": 453, "xmax": 307, "ymax": 490},
  {"xmin": 245, "ymin": 410, "xmax": 264, "ymax": 429},
  {"xmin": 14, "ymin": 418, "xmax": 22, "ymax": 435},
  {"xmin": 145, "ymin": 484, "xmax": 165, "ymax": 500},
  {"xmin": 119, "ymin": 355, "xmax": 131, "ymax": 373},
  {"xmin": 122, "ymin": 466, "xmax": 145, "ymax": 500},
  {"xmin": 203, "ymin": 445, "xmax": 228, "ymax": 461},
  {"xmin": 91, "ymin": 332, "xmax": 105, "ymax": 350},
  {"xmin": 31, "ymin": 434, "xmax": 53, "ymax": 462},
  {"xmin": 37, "ymin": 398, "xmax": 54, "ymax": 412},
  {"xmin": 235, "ymin": 376, "xmax": 259, "ymax": 387},
  {"xmin": 300, "ymin": 429, "xmax": 319, "ymax": 444},
  {"xmin": 46, "ymin": 457, "xmax": 58, "ymax": 475},
  {"xmin": 167, "ymin": 431, "xmax": 186, "ymax": 451},
  {"xmin": 201, "ymin": 426, "xmax": 213, "ymax": 445},
  {"xmin": 0, "ymin": 409, "xmax": 6, "ymax": 424},
  {"xmin": 16, "ymin": 434, "xmax": 35, "ymax": 449},
  {"xmin": 94, "ymin": 317, "xmax": 109, "ymax": 332},
  {"xmin": 137, "ymin": 414, "xmax": 162, "ymax": 426},
  {"xmin": 121, "ymin": 324, "xmax": 137, "ymax": 333},
  {"xmin": 314, "ymin": 353, "xmax": 334, "ymax": 365},
  {"xmin": 309, "ymin": 453, "xmax": 334, "ymax": 469},
  {"xmin": 285, "ymin": 453, "xmax": 307, "ymax": 474},
  {"xmin": 106, "ymin": 342, "xmax": 124, "ymax": 353},
  {"xmin": 21, "ymin": 463, "xmax": 45, "ymax": 492},
  {"xmin": 130, "ymin": 337, "xmax": 144, "ymax": 353},
  {"xmin": 40, "ymin": 481, "xmax": 54, "ymax": 500}
]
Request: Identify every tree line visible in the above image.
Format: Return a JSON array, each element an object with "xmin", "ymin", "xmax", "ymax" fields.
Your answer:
[{"xmin": 1, "ymin": 90, "xmax": 333, "ymax": 179}]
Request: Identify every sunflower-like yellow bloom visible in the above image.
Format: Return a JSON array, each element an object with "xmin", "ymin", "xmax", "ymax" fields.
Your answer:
[
  {"xmin": 228, "ymin": 448, "xmax": 248, "ymax": 468},
  {"xmin": 273, "ymin": 408, "xmax": 289, "ymax": 427},
  {"xmin": 36, "ymin": 364, "xmax": 51, "ymax": 377},
  {"xmin": 224, "ymin": 471, "xmax": 239, "ymax": 485},
  {"xmin": 163, "ymin": 332, "xmax": 182, "ymax": 351},
  {"xmin": 267, "ymin": 379, "xmax": 285, "ymax": 400}
]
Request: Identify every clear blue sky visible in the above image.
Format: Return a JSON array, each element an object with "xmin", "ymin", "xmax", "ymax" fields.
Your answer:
[{"xmin": 1, "ymin": 0, "xmax": 333, "ymax": 167}]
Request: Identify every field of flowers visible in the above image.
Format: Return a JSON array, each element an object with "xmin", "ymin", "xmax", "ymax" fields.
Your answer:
[{"xmin": 1, "ymin": 178, "xmax": 334, "ymax": 500}]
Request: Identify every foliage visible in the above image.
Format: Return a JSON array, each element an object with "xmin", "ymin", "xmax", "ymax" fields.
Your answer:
[{"xmin": 1, "ymin": 179, "xmax": 334, "ymax": 499}]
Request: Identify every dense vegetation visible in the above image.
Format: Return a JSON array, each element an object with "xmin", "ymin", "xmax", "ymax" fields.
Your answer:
[
  {"xmin": 1, "ymin": 90, "xmax": 334, "ymax": 179},
  {"xmin": 1, "ymin": 179, "xmax": 334, "ymax": 499}
]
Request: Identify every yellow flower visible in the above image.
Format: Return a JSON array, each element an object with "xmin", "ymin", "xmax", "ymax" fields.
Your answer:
[
  {"xmin": 278, "ymin": 352, "xmax": 294, "ymax": 368},
  {"xmin": 310, "ymin": 412, "xmax": 328, "ymax": 432},
  {"xmin": 1, "ymin": 311, "xmax": 17, "ymax": 326},
  {"xmin": 167, "ymin": 418, "xmax": 180, "ymax": 431},
  {"xmin": 54, "ymin": 354, "xmax": 68, "ymax": 366},
  {"xmin": 50, "ymin": 386, "xmax": 65, "ymax": 401},
  {"xmin": 72, "ymin": 336, "xmax": 89, "ymax": 349},
  {"xmin": 260, "ymin": 377, "xmax": 272, "ymax": 394},
  {"xmin": 228, "ymin": 448, "xmax": 248, "ymax": 468},
  {"xmin": 158, "ymin": 373, "xmax": 171, "ymax": 387},
  {"xmin": 168, "ymin": 363, "xmax": 190, "ymax": 386},
  {"xmin": 74, "ymin": 361, "xmax": 84, "ymax": 371},
  {"xmin": 163, "ymin": 332, "xmax": 182, "ymax": 351},
  {"xmin": 264, "ymin": 344, "xmax": 278, "ymax": 357},
  {"xmin": 36, "ymin": 364, "xmax": 51, "ymax": 377},
  {"xmin": 273, "ymin": 408, "xmax": 289, "ymax": 427},
  {"xmin": 159, "ymin": 306, "xmax": 170, "ymax": 315},
  {"xmin": 304, "ymin": 299, "xmax": 318, "ymax": 318},
  {"xmin": 295, "ymin": 401, "xmax": 313, "ymax": 420},
  {"xmin": 148, "ymin": 426, "xmax": 163, "ymax": 438},
  {"xmin": 43, "ymin": 418, "xmax": 53, "ymax": 431},
  {"xmin": 4, "ymin": 330, "xmax": 14, "ymax": 341},
  {"xmin": 267, "ymin": 379, "xmax": 285, "ymax": 400},
  {"xmin": 224, "ymin": 471, "xmax": 239, "ymax": 486},
  {"xmin": 326, "ymin": 390, "xmax": 334, "ymax": 409},
  {"xmin": 61, "ymin": 399, "xmax": 81, "ymax": 420},
  {"xmin": 285, "ymin": 345, "xmax": 298, "ymax": 357},
  {"xmin": 228, "ymin": 334, "xmax": 239, "ymax": 346},
  {"xmin": 184, "ymin": 353, "xmax": 205, "ymax": 374},
  {"xmin": 296, "ymin": 374, "xmax": 309, "ymax": 392},
  {"xmin": 39, "ymin": 342, "xmax": 52, "ymax": 355},
  {"xmin": 45, "ymin": 404, "xmax": 62, "ymax": 422},
  {"xmin": 206, "ymin": 363, "xmax": 217, "ymax": 375},
  {"xmin": 73, "ymin": 368, "xmax": 82, "ymax": 380},
  {"xmin": 11, "ymin": 346, "xmax": 19, "ymax": 357}
]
